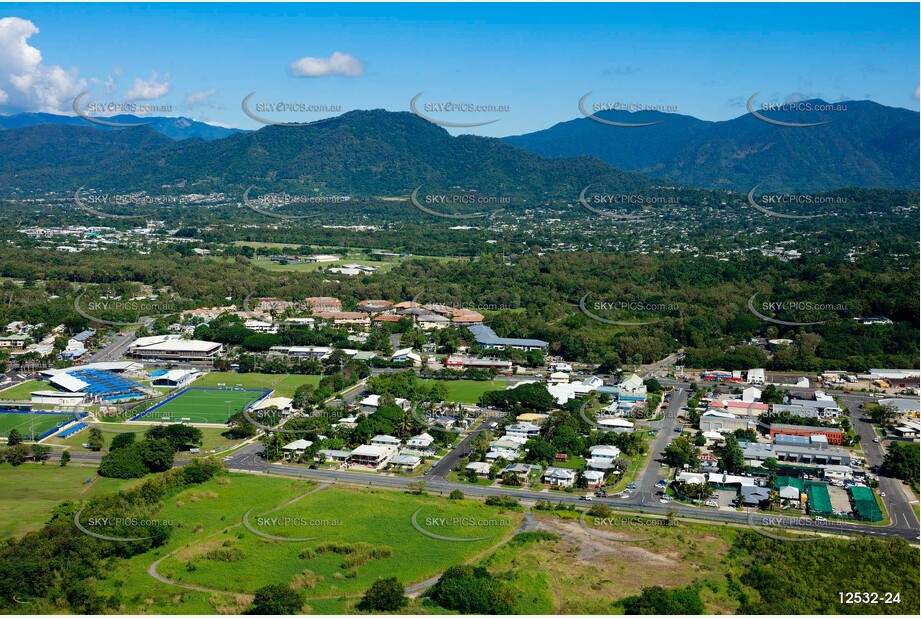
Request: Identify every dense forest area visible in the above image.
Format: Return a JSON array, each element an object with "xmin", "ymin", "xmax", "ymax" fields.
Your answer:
[{"xmin": 0, "ymin": 240, "xmax": 916, "ymax": 371}]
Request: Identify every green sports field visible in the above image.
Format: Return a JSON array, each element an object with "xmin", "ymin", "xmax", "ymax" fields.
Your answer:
[
  {"xmin": 138, "ymin": 388, "xmax": 267, "ymax": 424},
  {"xmin": 194, "ymin": 372, "xmax": 321, "ymax": 398},
  {"xmin": 0, "ymin": 411, "xmax": 77, "ymax": 440}
]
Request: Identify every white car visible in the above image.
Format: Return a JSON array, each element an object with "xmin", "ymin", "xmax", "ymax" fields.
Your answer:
[
  {"xmin": 705, "ymin": 500, "xmax": 718, "ymax": 507},
  {"xmin": 814, "ymin": 516, "xmax": 828, "ymax": 522}
]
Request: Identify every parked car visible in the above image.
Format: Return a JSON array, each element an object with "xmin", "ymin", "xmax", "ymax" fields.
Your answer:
[
  {"xmin": 627, "ymin": 483, "xmax": 638, "ymax": 489},
  {"xmin": 873, "ymin": 437, "xmax": 880, "ymax": 443},
  {"xmin": 814, "ymin": 516, "xmax": 828, "ymax": 522},
  {"xmin": 705, "ymin": 500, "xmax": 718, "ymax": 507}
]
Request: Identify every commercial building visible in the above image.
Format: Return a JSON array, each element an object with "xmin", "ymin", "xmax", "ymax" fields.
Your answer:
[
  {"xmin": 128, "ymin": 335, "xmax": 222, "ymax": 361},
  {"xmin": 151, "ymin": 369, "xmax": 200, "ymax": 388},
  {"xmin": 304, "ymin": 297, "xmax": 342, "ymax": 313},
  {"xmin": 768, "ymin": 423, "xmax": 844, "ymax": 445},
  {"xmin": 467, "ymin": 324, "xmax": 548, "ymax": 351},
  {"xmin": 699, "ymin": 411, "xmax": 758, "ymax": 433},
  {"xmin": 445, "ymin": 355, "xmax": 513, "ymax": 370}
]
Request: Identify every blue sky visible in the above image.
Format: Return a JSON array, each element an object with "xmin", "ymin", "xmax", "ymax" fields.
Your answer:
[{"xmin": 0, "ymin": 2, "xmax": 918, "ymax": 136}]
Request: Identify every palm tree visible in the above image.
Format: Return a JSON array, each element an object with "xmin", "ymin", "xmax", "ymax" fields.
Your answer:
[
  {"xmin": 396, "ymin": 411, "xmax": 415, "ymax": 438},
  {"xmin": 767, "ymin": 488, "xmax": 781, "ymax": 512}
]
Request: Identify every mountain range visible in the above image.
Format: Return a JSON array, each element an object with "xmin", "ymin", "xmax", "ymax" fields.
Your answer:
[
  {"xmin": 0, "ymin": 112, "xmax": 243, "ymax": 141},
  {"xmin": 0, "ymin": 100, "xmax": 916, "ymax": 198},
  {"xmin": 503, "ymin": 100, "xmax": 919, "ymax": 193},
  {"xmin": 0, "ymin": 110, "xmax": 648, "ymax": 199}
]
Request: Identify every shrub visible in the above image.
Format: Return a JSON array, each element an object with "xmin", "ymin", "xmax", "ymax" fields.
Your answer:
[
  {"xmin": 430, "ymin": 565, "xmax": 515, "ymax": 614},
  {"xmin": 357, "ymin": 577, "xmax": 407, "ymax": 612},
  {"xmin": 247, "ymin": 585, "xmax": 302, "ymax": 615}
]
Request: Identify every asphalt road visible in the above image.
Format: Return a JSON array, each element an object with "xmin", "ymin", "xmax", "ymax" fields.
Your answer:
[
  {"xmin": 84, "ymin": 332, "xmax": 136, "ymax": 363},
  {"xmin": 632, "ymin": 387, "xmax": 687, "ymax": 505}
]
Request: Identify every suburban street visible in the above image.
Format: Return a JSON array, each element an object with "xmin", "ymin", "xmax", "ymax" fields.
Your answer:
[{"xmin": 224, "ymin": 437, "xmax": 919, "ymax": 543}]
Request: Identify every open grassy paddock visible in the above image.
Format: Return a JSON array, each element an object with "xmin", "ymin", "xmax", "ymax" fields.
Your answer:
[
  {"xmin": 419, "ymin": 378, "xmax": 508, "ymax": 404},
  {"xmin": 83, "ymin": 475, "xmax": 522, "ymax": 614},
  {"xmin": 134, "ymin": 388, "xmax": 268, "ymax": 424},
  {"xmin": 0, "ymin": 464, "xmax": 144, "ymax": 538}
]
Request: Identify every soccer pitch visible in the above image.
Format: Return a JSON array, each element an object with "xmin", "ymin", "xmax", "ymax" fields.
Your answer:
[
  {"xmin": 135, "ymin": 388, "xmax": 269, "ymax": 424},
  {"xmin": 0, "ymin": 411, "xmax": 78, "ymax": 440}
]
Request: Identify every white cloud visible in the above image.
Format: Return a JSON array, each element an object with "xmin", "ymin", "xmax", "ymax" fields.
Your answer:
[
  {"xmin": 289, "ymin": 51, "xmax": 364, "ymax": 78},
  {"xmin": 913, "ymin": 86, "xmax": 919, "ymax": 101},
  {"xmin": 0, "ymin": 17, "xmax": 86, "ymax": 112},
  {"xmin": 124, "ymin": 70, "xmax": 170, "ymax": 101},
  {"xmin": 184, "ymin": 88, "xmax": 218, "ymax": 106}
]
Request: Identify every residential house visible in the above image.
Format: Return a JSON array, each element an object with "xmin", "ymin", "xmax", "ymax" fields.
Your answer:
[
  {"xmin": 370, "ymin": 435, "xmax": 402, "ymax": 449},
  {"xmin": 282, "ymin": 439, "xmax": 313, "ymax": 460},
  {"xmin": 349, "ymin": 444, "xmax": 394, "ymax": 468},
  {"xmin": 543, "ymin": 466, "xmax": 576, "ymax": 488},
  {"xmin": 465, "ymin": 461, "xmax": 492, "ymax": 477},
  {"xmin": 406, "ymin": 432, "xmax": 435, "ymax": 451},
  {"xmin": 583, "ymin": 470, "xmax": 606, "ymax": 490}
]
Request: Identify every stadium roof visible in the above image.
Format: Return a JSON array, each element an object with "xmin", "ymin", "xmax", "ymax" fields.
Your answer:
[{"xmin": 49, "ymin": 373, "xmax": 90, "ymax": 392}]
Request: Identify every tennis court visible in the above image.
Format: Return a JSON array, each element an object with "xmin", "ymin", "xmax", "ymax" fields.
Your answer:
[
  {"xmin": 0, "ymin": 410, "xmax": 80, "ymax": 440},
  {"xmin": 132, "ymin": 387, "xmax": 270, "ymax": 424}
]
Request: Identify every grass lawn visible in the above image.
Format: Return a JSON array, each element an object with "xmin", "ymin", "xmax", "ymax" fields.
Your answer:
[
  {"xmin": 0, "ymin": 411, "xmax": 79, "ymax": 440},
  {"xmin": 0, "ymin": 379, "xmax": 42, "ymax": 400},
  {"xmin": 85, "ymin": 475, "xmax": 521, "ymax": 614},
  {"xmin": 154, "ymin": 485, "xmax": 522, "ymax": 598},
  {"xmin": 420, "ymin": 378, "xmax": 508, "ymax": 404},
  {"xmin": 446, "ymin": 470, "xmax": 496, "ymax": 487},
  {"xmin": 553, "ymin": 456, "xmax": 586, "ymax": 470},
  {"xmin": 194, "ymin": 372, "xmax": 321, "ymax": 399},
  {"xmin": 251, "ymin": 258, "xmax": 403, "ymax": 274},
  {"xmin": 0, "ymin": 463, "xmax": 143, "ymax": 538}
]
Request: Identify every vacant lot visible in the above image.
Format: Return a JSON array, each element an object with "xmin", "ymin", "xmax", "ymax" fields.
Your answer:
[
  {"xmin": 420, "ymin": 378, "xmax": 508, "ymax": 403},
  {"xmin": 0, "ymin": 463, "xmax": 142, "ymax": 538},
  {"xmin": 480, "ymin": 511, "xmax": 738, "ymax": 614},
  {"xmin": 154, "ymin": 485, "xmax": 521, "ymax": 598},
  {"xmin": 88, "ymin": 476, "xmax": 520, "ymax": 614}
]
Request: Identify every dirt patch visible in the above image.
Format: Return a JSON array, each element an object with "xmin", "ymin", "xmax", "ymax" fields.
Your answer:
[{"xmin": 531, "ymin": 515, "xmax": 676, "ymax": 566}]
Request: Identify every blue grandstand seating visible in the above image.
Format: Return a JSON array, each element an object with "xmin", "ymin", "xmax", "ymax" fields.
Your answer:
[
  {"xmin": 68, "ymin": 369, "xmax": 146, "ymax": 402},
  {"xmin": 57, "ymin": 422, "xmax": 88, "ymax": 439}
]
